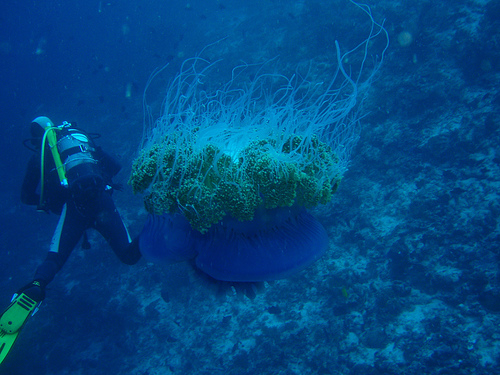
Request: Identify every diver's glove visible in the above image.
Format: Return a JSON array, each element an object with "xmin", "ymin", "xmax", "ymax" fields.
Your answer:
[{"xmin": 17, "ymin": 280, "xmax": 46, "ymax": 303}]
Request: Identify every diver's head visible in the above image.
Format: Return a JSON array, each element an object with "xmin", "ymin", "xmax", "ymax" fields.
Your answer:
[
  {"xmin": 31, "ymin": 116, "xmax": 54, "ymax": 137},
  {"xmin": 30, "ymin": 116, "xmax": 54, "ymax": 148}
]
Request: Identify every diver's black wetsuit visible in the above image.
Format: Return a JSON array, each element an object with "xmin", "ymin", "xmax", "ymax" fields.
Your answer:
[{"xmin": 21, "ymin": 133, "xmax": 141, "ymax": 288}]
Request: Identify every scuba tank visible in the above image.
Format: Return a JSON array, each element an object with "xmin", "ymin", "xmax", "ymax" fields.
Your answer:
[
  {"xmin": 58, "ymin": 126, "xmax": 105, "ymax": 217},
  {"xmin": 56, "ymin": 126, "xmax": 99, "ymax": 182},
  {"xmin": 33, "ymin": 117, "xmax": 103, "ymax": 215}
]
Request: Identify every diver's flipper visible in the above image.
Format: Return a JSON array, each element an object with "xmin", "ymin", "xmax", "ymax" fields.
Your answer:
[
  {"xmin": 0, "ymin": 293, "xmax": 39, "ymax": 334},
  {"xmin": 0, "ymin": 327, "xmax": 21, "ymax": 365},
  {"xmin": 0, "ymin": 293, "xmax": 40, "ymax": 365}
]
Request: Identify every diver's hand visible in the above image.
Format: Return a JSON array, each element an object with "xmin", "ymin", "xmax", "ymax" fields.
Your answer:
[
  {"xmin": 104, "ymin": 183, "xmax": 123, "ymax": 192},
  {"xmin": 17, "ymin": 281, "xmax": 45, "ymax": 302}
]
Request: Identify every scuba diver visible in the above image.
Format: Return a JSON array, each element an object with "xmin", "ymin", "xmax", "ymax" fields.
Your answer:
[{"xmin": 0, "ymin": 116, "xmax": 141, "ymax": 364}]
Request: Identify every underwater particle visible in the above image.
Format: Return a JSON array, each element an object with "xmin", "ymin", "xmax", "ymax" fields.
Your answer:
[
  {"xmin": 121, "ymin": 23, "xmax": 130, "ymax": 36},
  {"xmin": 397, "ymin": 31, "xmax": 413, "ymax": 47},
  {"xmin": 35, "ymin": 37, "xmax": 47, "ymax": 55},
  {"xmin": 125, "ymin": 82, "xmax": 133, "ymax": 98}
]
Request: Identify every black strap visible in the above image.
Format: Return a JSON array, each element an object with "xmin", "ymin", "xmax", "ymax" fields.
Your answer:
[{"xmin": 60, "ymin": 144, "xmax": 96, "ymax": 160}]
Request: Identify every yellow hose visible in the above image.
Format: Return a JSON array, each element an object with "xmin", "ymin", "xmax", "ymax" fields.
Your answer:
[{"xmin": 38, "ymin": 127, "xmax": 68, "ymax": 209}]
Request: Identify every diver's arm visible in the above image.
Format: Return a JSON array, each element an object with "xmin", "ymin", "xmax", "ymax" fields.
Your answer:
[
  {"xmin": 21, "ymin": 155, "xmax": 41, "ymax": 206},
  {"xmin": 94, "ymin": 146, "xmax": 122, "ymax": 178}
]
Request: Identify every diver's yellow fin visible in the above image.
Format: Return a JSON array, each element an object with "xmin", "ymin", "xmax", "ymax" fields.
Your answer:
[
  {"xmin": 0, "ymin": 293, "xmax": 38, "ymax": 334},
  {"xmin": 0, "ymin": 293, "xmax": 40, "ymax": 365},
  {"xmin": 0, "ymin": 328, "xmax": 20, "ymax": 365}
]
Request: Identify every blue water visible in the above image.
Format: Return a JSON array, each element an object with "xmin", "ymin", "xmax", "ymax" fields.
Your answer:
[{"xmin": 1, "ymin": 0, "xmax": 499, "ymax": 374}]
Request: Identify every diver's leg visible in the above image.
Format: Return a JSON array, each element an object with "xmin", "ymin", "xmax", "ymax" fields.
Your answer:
[
  {"xmin": 34, "ymin": 203, "xmax": 88, "ymax": 286},
  {"xmin": 93, "ymin": 193, "xmax": 141, "ymax": 265},
  {"xmin": 0, "ymin": 203, "xmax": 87, "ymax": 364}
]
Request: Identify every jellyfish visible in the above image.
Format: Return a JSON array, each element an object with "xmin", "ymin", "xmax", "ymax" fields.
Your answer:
[{"xmin": 129, "ymin": 2, "xmax": 388, "ymax": 282}]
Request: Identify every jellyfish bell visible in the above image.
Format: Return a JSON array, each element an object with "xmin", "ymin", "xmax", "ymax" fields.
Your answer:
[
  {"xmin": 140, "ymin": 205, "xmax": 329, "ymax": 282},
  {"xmin": 139, "ymin": 212, "xmax": 197, "ymax": 265},
  {"xmin": 195, "ymin": 206, "xmax": 329, "ymax": 282}
]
